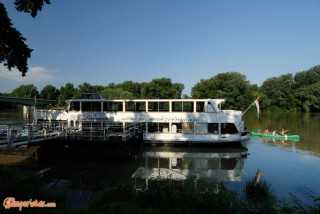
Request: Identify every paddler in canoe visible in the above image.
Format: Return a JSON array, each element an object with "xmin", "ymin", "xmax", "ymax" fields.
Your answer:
[
  {"xmin": 280, "ymin": 129, "xmax": 289, "ymax": 136},
  {"xmin": 263, "ymin": 128, "xmax": 270, "ymax": 134}
]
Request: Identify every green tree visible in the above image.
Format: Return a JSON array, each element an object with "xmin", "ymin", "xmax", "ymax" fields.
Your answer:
[
  {"xmin": 117, "ymin": 81, "xmax": 142, "ymax": 98},
  {"xmin": 0, "ymin": 1, "xmax": 51, "ymax": 76},
  {"xmin": 292, "ymin": 65, "xmax": 320, "ymax": 112},
  {"xmin": 77, "ymin": 82, "xmax": 104, "ymax": 94},
  {"xmin": 294, "ymin": 65, "xmax": 320, "ymax": 87},
  {"xmin": 40, "ymin": 85, "xmax": 59, "ymax": 100},
  {"xmin": 58, "ymin": 83, "xmax": 77, "ymax": 106},
  {"xmin": 101, "ymin": 88, "xmax": 134, "ymax": 99},
  {"xmin": 261, "ymin": 74, "xmax": 295, "ymax": 111},
  {"xmin": 295, "ymin": 82, "xmax": 320, "ymax": 112},
  {"xmin": 191, "ymin": 72, "xmax": 253, "ymax": 110},
  {"xmin": 11, "ymin": 84, "xmax": 39, "ymax": 98},
  {"xmin": 141, "ymin": 78, "xmax": 184, "ymax": 99}
]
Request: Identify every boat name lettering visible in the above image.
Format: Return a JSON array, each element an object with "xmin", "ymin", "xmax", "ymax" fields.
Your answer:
[
  {"xmin": 120, "ymin": 116, "xmax": 199, "ymax": 122},
  {"xmin": 82, "ymin": 113, "xmax": 111, "ymax": 121}
]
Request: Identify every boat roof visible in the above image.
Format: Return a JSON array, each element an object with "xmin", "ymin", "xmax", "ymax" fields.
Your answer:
[{"xmin": 68, "ymin": 97, "xmax": 225, "ymax": 104}]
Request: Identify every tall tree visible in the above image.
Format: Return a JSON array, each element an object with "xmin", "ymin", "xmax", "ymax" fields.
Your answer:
[
  {"xmin": 58, "ymin": 83, "xmax": 77, "ymax": 106},
  {"xmin": 78, "ymin": 82, "xmax": 105, "ymax": 94},
  {"xmin": 101, "ymin": 88, "xmax": 133, "ymax": 99},
  {"xmin": 40, "ymin": 85, "xmax": 58, "ymax": 100},
  {"xmin": 294, "ymin": 65, "xmax": 320, "ymax": 87},
  {"xmin": 191, "ymin": 72, "xmax": 252, "ymax": 110},
  {"xmin": 0, "ymin": 1, "xmax": 51, "ymax": 76},
  {"xmin": 141, "ymin": 78, "xmax": 184, "ymax": 99},
  {"xmin": 261, "ymin": 74, "xmax": 295, "ymax": 111},
  {"xmin": 117, "ymin": 81, "xmax": 142, "ymax": 98},
  {"xmin": 11, "ymin": 84, "xmax": 39, "ymax": 98}
]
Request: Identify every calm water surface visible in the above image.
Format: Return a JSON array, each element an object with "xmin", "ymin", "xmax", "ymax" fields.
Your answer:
[{"xmin": 1, "ymin": 111, "xmax": 320, "ymax": 206}]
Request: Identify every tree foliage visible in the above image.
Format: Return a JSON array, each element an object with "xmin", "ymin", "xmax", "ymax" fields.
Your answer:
[
  {"xmin": 4, "ymin": 65, "xmax": 320, "ymax": 112},
  {"xmin": 191, "ymin": 72, "xmax": 254, "ymax": 110},
  {"xmin": 0, "ymin": 1, "xmax": 50, "ymax": 76},
  {"xmin": 261, "ymin": 74, "xmax": 295, "ymax": 110},
  {"xmin": 14, "ymin": 0, "xmax": 51, "ymax": 18},
  {"xmin": 78, "ymin": 82, "xmax": 105, "ymax": 94},
  {"xmin": 40, "ymin": 85, "xmax": 58, "ymax": 100},
  {"xmin": 11, "ymin": 84, "xmax": 38, "ymax": 98},
  {"xmin": 58, "ymin": 83, "xmax": 77, "ymax": 106},
  {"xmin": 141, "ymin": 78, "xmax": 184, "ymax": 99},
  {"xmin": 294, "ymin": 65, "xmax": 320, "ymax": 87}
]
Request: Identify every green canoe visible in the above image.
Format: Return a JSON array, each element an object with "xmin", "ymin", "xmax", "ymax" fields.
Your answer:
[{"xmin": 250, "ymin": 132, "xmax": 300, "ymax": 140}]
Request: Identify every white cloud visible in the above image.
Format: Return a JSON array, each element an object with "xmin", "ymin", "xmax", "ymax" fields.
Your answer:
[
  {"xmin": 0, "ymin": 65, "xmax": 57, "ymax": 82},
  {"xmin": 0, "ymin": 64, "xmax": 60, "ymax": 93}
]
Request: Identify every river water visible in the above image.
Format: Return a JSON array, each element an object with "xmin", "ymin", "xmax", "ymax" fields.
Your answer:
[{"xmin": 0, "ymin": 111, "xmax": 320, "ymax": 207}]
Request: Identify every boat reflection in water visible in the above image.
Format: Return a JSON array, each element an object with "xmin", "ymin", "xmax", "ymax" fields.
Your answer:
[{"xmin": 132, "ymin": 145, "xmax": 248, "ymax": 191}]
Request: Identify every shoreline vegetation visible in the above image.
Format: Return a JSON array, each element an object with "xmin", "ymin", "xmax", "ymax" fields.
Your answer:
[
  {"xmin": 0, "ymin": 166, "xmax": 319, "ymax": 214},
  {"xmin": 1, "ymin": 64, "xmax": 320, "ymax": 113}
]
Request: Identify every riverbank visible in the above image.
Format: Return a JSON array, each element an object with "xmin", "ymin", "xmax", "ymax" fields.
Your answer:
[
  {"xmin": 0, "ymin": 165, "xmax": 319, "ymax": 213},
  {"xmin": 0, "ymin": 145, "xmax": 39, "ymax": 165}
]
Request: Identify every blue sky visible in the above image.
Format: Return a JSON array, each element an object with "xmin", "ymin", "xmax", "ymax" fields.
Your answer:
[{"xmin": 1, "ymin": 0, "xmax": 320, "ymax": 95}]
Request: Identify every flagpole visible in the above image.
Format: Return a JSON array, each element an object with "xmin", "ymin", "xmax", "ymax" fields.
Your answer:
[{"xmin": 242, "ymin": 96, "xmax": 260, "ymax": 116}]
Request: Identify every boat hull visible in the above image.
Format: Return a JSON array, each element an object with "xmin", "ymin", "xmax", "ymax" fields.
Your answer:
[{"xmin": 143, "ymin": 133, "xmax": 244, "ymax": 144}]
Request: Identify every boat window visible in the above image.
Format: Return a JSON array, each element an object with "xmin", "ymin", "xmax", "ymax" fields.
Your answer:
[
  {"xmin": 208, "ymin": 123, "xmax": 219, "ymax": 134},
  {"xmin": 160, "ymin": 123, "xmax": 170, "ymax": 133},
  {"xmin": 81, "ymin": 102, "xmax": 101, "ymax": 112},
  {"xmin": 182, "ymin": 158, "xmax": 195, "ymax": 169},
  {"xmin": 103, "ymin": 102, "xmax": 123, "ymax": 111},
  {"xmin": 145, "ymin": 123, "xmax": 169, "ymax": 133},
  {"xmin": 195, "ymin": 123, "xmax": 208, "ymax": 134},
  {"xmin": 172, "ymin": 102, "xmax": 182, "ymax": 112},
  {"xmin": 221, "ymin": 158, "xmax": 237, "ymax": 170},
  {"xmin": 173, "ymin": 102, "xmax": 194, "ymax": 112},
  {"xmin": 171, "ymin": 158, "xmax": 182, "ymax": 169},
  {"xmin": 147, "ymin": 157, "xmax": 169, "ymax": 168},
  {"xmin": 148, "ymin": 102, "xmax": 169, "ymax": 112},
  {"xmin": 194, "ymin": 123, "xmax": 219, "ymax": 134},
  {"xmin": 172, "ymin": 123, "xmax": 182, "ymax": 133},
  {"xmin": 183, "ymin": 102, "xmax": 194, "ymax": 112},
  {"xmin": 221, "ymin": 123, "xmax": 238, "ymax": 134},
  {"xmin": 196, "ymin": 159, "xmax": 208, "ymax": 169},
  {"xmin": 196, "ymin": 102, "xmax": 205, "ymax": 112},
  {"xmin": 82, "ymin": 102, "xmax": 92, "ymax": 111},
  {"xmin": 182, "ymin": 122, "xmax": 193, "ymax": 134},
  {"xmin": 208, "ymin": 158, "xmax": 220, "ymax": 169},
  {"xmin": 92, "ymin": 102, "xmax": 102, "ymax": 111},
  {"xmin": 70, "ymin": 102, "xmax": 80, "ymax": 111},
  {"xmin": 125, "ymin": 102, "xmax": 146, "ymax": 111}
]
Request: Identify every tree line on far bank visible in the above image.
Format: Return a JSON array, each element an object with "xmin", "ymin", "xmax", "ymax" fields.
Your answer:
[{"xmin": 1, "ymin": 65, "xmax": 320, "ymax": 112}]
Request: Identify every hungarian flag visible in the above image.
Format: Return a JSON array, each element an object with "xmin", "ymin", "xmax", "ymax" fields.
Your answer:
[{"xmin": 252, "ymin": 97, "xmax": 262, "ymax": 118}]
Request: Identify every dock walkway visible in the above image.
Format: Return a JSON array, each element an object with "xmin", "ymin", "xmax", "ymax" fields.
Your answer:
[{"xmin": 0, "ymin": 122, "xmax": 143, "ymax": 148}]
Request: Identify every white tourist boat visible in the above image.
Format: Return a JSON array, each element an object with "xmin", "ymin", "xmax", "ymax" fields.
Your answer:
[{"xmin": 36, "ymin": 94, "xmax": 249, "ymax": 144}]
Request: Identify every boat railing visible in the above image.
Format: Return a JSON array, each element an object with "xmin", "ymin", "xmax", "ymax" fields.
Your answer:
[
  {"xmin": 0, "ymin": 125, "xmax": 59, "ymax": 148},
  {"xmin": 63, "ymin": 121, "xmax": 142, "ymax": 142}
]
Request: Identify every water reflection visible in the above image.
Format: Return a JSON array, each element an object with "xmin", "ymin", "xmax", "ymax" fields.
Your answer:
[{"xmin": 132, "ymin": 146, "xmax": 248, "ymax": 191}]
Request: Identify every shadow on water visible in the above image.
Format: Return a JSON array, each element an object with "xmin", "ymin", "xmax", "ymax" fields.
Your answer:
[
  {"xmin": 34, "ymin": 142, "xmax": 249, "ymax": 210},
  {"xmin": 132, "ymin": 144, "xmax": 248, "ymax": 192}
]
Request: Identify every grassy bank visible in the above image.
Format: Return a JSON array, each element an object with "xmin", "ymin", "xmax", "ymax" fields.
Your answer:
[{"xmin": 0, "ymin": 166, "xmax": 319, "ymax": 213}]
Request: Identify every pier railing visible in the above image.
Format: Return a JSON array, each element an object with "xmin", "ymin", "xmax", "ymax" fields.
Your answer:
[
  {"xmin": 0, "ymin": 121, "xmax": 143, "ymax": 148},
  {"xmin": 0, "ymin": 124, "xmax": 63, "ymax": 148},
  {"xmin": 65, "ymin": 122, "xmax": 142, "ymax": 142}
]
